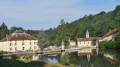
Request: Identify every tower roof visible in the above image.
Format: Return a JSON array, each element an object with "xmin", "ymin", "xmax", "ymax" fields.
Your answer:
[{"xmin": 86, "ymin": 29, "xmax": 89, "ymax": 34}]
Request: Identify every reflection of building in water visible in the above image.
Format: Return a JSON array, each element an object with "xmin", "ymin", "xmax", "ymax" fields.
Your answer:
[
  {"xmin": 20, "ymin": 54, "xmax": 40, "ymax": 61},
  {"xmin": 87, "ymin": 55, "xmax": 90, "ymax": 62},
  {"xmin": 32, "ymin": 54, "xmax": 40, "ymax": 61},
  {"xmin": 78, "ymin": 49, "xmax": 92, "ymax": 55},
  {"xmin": 61, "ymin": 40, "xmax": 65, "ymax": 50},
  {"xmin": 104, "ymin": 54, "xmax": 117, "ymax": 64},
  {"xmin": 96, "ymin": 48, "xmax": 99, "ymax": 55},
  {"xmin": 78, "ymin": 49, "xmax": 92, "ymax": 62}
]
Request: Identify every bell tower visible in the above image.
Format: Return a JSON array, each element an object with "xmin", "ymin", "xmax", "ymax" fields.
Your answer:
[{"xmin": 86, "ymin": 29, "xmax": 89, "ymax": 38}]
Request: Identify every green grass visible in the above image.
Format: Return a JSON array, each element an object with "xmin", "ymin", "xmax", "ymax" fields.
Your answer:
[{"xmin": 0, "ymin": 58, "xmax": 70, "ymax": 67}]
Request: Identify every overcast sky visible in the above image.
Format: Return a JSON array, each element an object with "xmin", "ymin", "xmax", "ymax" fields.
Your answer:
[{"xmin": 0, "ymin": 0, "xmax": 120, "ymax": 30}]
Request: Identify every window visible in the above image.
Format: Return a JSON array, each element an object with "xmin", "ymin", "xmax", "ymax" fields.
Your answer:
[
  {"xmin": 22, "ymin": 42, "xmax": 24, "ymax": 45},
  {"xmin": 15, "ymin": 42, "xmax": 17, "ymax": 46},
  {"xmin": 34, "ymin": 46, "xmax": 36, "ymax": 50},
  {"xmin": 10, "ymin": 48, "xmax": 12, "ymax": 51},
  {"xmin": 15, "ymin": 47, "xmax": 17, "ymax": 51},
  {"xmin": 30, "ymin": 47, "xmax": 32, "ymax": 50},
  {"xmin": 22, "ymin": 47, "xmax": 25, "ymax": 51},
  {"xmin": 10, "ymin": 43, "xmax": 12, "ymax": 46},
  {"xmin": 30, "ymin": 42, "xmax": 32, "ymax": 45}
]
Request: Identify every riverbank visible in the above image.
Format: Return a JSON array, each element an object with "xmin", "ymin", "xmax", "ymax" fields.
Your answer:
[{"xmin": 0, "ymin": 58, "xmax": 70, "ymax": 67}]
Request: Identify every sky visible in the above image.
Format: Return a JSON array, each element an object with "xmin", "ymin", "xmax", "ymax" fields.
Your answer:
[{"xmin": 0, "ymin": 0, "xmax": 120, "ymax": 30}]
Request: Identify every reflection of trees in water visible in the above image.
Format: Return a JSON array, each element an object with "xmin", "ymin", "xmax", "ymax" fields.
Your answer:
[
  {"xmin": 60, "ymin": 52, "xmax": 70, "ymax": 65},
  {"xmin": 34, "ymin": 49, "xmax": 120, "ymax": 67},
  {"xmin": 67, "ymin": 50, "xmax": 118, "ymax": 67},
  {"xmin": 99, "ymin": 49, "xmax": 120, "ymax": 66}
]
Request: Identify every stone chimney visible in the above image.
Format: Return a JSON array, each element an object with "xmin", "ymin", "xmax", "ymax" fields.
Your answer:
[{"xmin": 6, "ymin": 34, "xmax": 8, "ymax": 41}]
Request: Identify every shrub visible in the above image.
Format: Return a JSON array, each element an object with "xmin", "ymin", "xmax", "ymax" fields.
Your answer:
[
  {"xmin": 11, "ymin": 54, "xmax": 21, "ymax": 60},
  {"xmin": 0, "ymin": 51, "xmax": 8, "ymax": 54}
]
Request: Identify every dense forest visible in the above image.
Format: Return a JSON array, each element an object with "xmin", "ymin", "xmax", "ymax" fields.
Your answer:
[{"xmin": 46, "ymin": 5, "xmax": 120, "ymax": 46}]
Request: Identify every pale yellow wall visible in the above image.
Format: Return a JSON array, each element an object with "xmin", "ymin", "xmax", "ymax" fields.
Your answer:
[
  {"xmin": 32, "ymin": 54, "xmax": 39, "ymax": 61},
  {"xmin": 78, "ymin": 41, "xmax": 92, "ymax": 47},
  {"xmin": 0, "ymin": 40, "xmax": 39, "ymax": 52}
]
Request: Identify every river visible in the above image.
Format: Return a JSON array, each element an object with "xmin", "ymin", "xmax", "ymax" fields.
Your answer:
[{"xmin": 1, "ymin": 48, "xmax": 120, "ymax": 67}]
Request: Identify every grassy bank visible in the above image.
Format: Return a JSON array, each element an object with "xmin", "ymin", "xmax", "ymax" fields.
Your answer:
[{"xmin": 0, "ymin": 58, "xmax": 70, "ymax": 67}]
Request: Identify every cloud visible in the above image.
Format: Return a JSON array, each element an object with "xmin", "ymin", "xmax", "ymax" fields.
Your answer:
[{"xmin": 0, "ymin": 0, "xmax": 119, "ymax": 30}]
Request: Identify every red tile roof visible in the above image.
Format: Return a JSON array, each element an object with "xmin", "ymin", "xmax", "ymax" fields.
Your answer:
[
  {"xmin": 0, "ymin": 33, "xmax": 37, "ymax": 42},
  {"xmin": 77, "ymin": 37, "xmax": 103, "ymax": 41},
  {"xmin": 103, "ymin": 29, "xmax": 118, "ymax": 37},
  {"xmin": 69, "ymin": 40, "xmax": 75, "ymax": 42}
]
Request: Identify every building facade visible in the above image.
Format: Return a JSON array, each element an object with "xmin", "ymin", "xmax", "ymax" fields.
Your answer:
[
  {"xmin": 69, "ymin": 40, "xmax": 76, "ymax": 47},
  {"xmin": 0, "ymin": 30, "xmax": 40, "ymax": 52},
  {"xmin": 77, "ymin": 30, "xmax": 103, "ymax": 47}
]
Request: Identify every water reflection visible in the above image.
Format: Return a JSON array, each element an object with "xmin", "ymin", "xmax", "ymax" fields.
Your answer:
[{"xmin": 0, "ymin": 48, "xmax": 120, "ymax": 67}]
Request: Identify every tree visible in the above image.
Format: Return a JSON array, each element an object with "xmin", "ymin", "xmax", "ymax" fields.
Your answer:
[
  {"xmin": 60, "ymin": 51, "xmax": 70, "ymax": 65},
  {"xmin": 91, "ymin": 38, "xmax": 98, "ymax": 46},
  {"xmin": 0, "ymin": 22, "xmax": 8, "ymax": 39},
  {"xmin": 38, "ymin": 30, "xmax": 47, "ymax": 50},
  {"xmin": 46, "ymin": 5, "xmax": 120, "ymax": 47},
  {"xmin": 9, "ymin": 26, "xmax": 24, "ymax": 34},
  {"xmin": 60, "ymin": 19, "xmax": 65, "ymax": 25}
]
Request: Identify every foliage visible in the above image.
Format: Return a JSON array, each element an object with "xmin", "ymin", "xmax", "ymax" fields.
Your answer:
[
  {"xmin": 0, "ymin": 51, "xmax": 8, "ymax": 54},
  {"xmin": 11, "ymin": 54, "xmax": 21, "ymax": 59},
  {"xmin": 46, "ymin": 5, "xmax": 120, "ymax": 46},
  {"xmin": 0, "ymin": 59, "xmax": 32, "ymax": 67},
  {"xmin": 91, "ymin": 38, "xmax": 98, "ymax": 46},
  {"xmin": 0, "ymin": 23, "xmax": 39, "ymax": 40},
  {"xmin": 9, "ymin": 26, "xmax": 25, "ymax": 34},
  {"xmin": 25, "ymin": 54, "xmax": 32, "ymax": 60},
  {"xmin": 60, "ymin": 51, "xmax": 70, "ymax": 65},
  {"xmin": 0, "ymin": 22, "xmax": 8, "ymax": 39},
  {"xmin": 38, "ymin": 30, "xmax": 47, "ymax": 50},
  {"xmin": 99, "ymin": 40, "xmax": 117, "ymax": 49}
]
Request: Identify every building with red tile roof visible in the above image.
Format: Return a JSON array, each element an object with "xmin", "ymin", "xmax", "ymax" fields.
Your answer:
[
  {"xmin": 0, "ymin": 30, "xmax": 40, "ymax": 52},
  {"xmin": 103, "ymin": 29, "xmax": 118, "ymax": 41},
  {"xmin": 77, "ymin": 30, "xmax": 103, "ymax": 47}
]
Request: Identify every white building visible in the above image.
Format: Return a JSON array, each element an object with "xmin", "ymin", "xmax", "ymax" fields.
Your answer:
[
  {"xmin": 69, "ymin": 40, "xmax": 76, "ymax": 47},
  {"xmin": 103, "ymin": 29, "xmax": 117, "ymax": 41}
]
